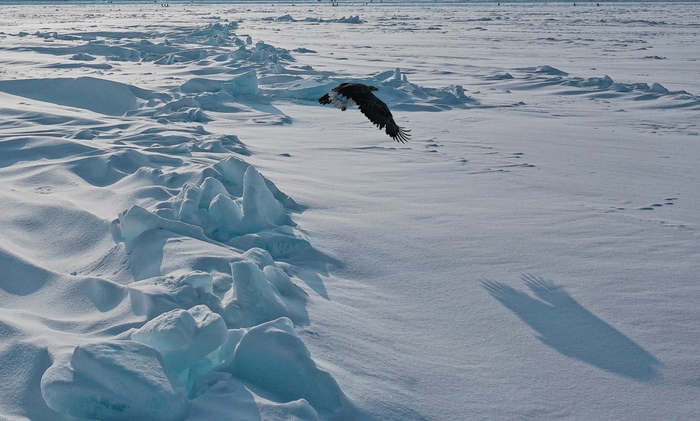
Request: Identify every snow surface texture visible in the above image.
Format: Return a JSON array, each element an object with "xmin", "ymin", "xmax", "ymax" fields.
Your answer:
[{"xmin": 0, "ymin": 2, "xmax": 699, "ymax": 420}]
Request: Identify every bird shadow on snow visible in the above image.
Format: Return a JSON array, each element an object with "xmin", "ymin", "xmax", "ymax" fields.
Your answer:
[{"xmin": 482, "ymin": 275, "xmax": 662, "ymax": 382}]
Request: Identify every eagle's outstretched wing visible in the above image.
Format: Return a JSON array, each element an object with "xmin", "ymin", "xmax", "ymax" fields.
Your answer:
[
  {"xmin": 353, "ymin": 90, "xmax": 411, "ymax": 143},
  {"xmin": 320, "ymin": 83, "xmax": 411, "ymax": 143}
]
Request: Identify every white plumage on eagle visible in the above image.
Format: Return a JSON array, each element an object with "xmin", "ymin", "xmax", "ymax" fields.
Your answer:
[{"xmin": 319, "ymin": 82, "xmax": 411, "ymax": 143}]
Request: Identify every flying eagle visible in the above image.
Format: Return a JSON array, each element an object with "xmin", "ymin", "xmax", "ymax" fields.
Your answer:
[{"xmin": 319, "ymin": 82, "xmax": 410, "ymax": 143}]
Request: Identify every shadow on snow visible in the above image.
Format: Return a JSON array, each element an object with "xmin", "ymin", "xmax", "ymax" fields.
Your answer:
[{"xmin": 482, "ymin": 275, "xmax": 662, "ymax": 382}]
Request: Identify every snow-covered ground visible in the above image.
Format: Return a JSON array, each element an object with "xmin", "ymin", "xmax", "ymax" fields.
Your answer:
[{"xmin": 1, "ymin": 2, "xmax": 699, "ymax": 420}]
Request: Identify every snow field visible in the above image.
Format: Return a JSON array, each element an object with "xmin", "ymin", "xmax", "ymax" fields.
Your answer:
[{"xmin": 0, "ymin": 2, "xmax": 699, "ymax": 420}]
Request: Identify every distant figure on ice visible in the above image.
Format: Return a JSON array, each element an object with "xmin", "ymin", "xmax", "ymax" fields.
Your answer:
[{"xmin": 319, "ymin": 82, "xmax": 411, "ymax": 143}]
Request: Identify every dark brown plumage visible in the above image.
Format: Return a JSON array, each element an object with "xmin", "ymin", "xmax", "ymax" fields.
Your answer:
[{"xmin": 319, "ymin": 82, "xmax": 410, "ymax": 143}]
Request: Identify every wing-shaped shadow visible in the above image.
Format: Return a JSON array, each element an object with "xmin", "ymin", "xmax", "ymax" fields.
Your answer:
[{"xmin": 482, "ymin": 275, "xmax": 662, "ymax": 381}]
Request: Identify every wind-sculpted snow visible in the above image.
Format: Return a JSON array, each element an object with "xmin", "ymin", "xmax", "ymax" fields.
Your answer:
[
  {"xmin": 0, "ymin": 77, "xmax": 141, "ymax": 116},
  {"xmin": 42, "ymin": 341, "xmax": 190, "ymax": 421},
  {"xmin": 2, "ymin": 3, "xmax": 700, "ymax": 421},
  {"xmin": 263, "ymin": 13, "xmax": 364, "ymax": 24},
  {"xmin": 0, "ymin": 13, "xmax": 493, "ymax": 121},
  {"xmin": 2, "ymin": 124, "xmax": 348, "ymax": 419},
  {"xmin": 0, "ymin": 102, "xmax": 349, "ymax": 418},
  {"xmin": 491, "ymin": 65, "xmax": 700, "ymax": 109},
  {"xmin": 0, "ymin": 12, "xmax": 361, "ymax": 418}
]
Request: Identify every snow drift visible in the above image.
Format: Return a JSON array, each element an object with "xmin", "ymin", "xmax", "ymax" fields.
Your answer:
[{"xmin": 1, "ymin": 2, "xmax": 699, "ymax": 421}]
